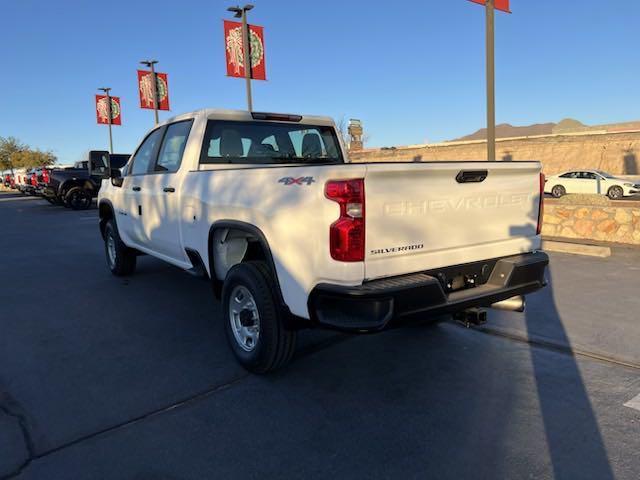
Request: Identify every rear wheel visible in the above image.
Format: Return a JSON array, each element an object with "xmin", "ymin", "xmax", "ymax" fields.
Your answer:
[
  {"xmin": 607, "ymin": 186, "xmax": 623, "ymax": 200},
  {"xmin": 65, "ymin": 187, "xmax": 92, "ymax": 210},
  {"xmin": 104, "ymin": 220, "xmax": 136, "ymax": 276},
  {"xmin": 551, "ymin": 185, "xmax": 566, "ymax": 198},
  {"xmin": 222, "ymin": 261, "xmax": 296, "ymax": 373}
]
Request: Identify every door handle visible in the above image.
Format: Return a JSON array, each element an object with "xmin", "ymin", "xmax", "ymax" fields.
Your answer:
[
  {"xmin": 456, "ymin": 170, "xmax": 488, "ymax": 184},
  {"xmin": 163, "ymin": 187, "xmax": 175, "ymax": 193},
  {"xmin": 132, "ymin": 186, "xmax": 141, "ymax": 192}
]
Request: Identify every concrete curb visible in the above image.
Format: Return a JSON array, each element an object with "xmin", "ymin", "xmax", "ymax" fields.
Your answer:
[{"xmin": 542, "ymin": 240, "xmax": 611, "ymax": 257}]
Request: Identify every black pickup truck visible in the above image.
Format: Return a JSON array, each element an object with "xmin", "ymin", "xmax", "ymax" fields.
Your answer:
[{"xmin": 42, "ymin": 152, "xmax": 129, "ymax": 209}]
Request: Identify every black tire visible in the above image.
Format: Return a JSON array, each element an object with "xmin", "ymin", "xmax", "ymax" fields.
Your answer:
[
  {"xmin": 104, "ymin": 220, "xmax": 136, "ymax": 276},
  {"xmin": 222, "ymin": 261, "xmax": 296, "ymax": 374},
  {"xmin": 607, "ymin": 186, "xmax": 623, "ymax": 200},
  {"xmin": 551, "ymin": 185, "xmax": 566, "ymax": 198},
  {"xmin": 65, "ymin": 187, "xmax": 92, "ymax": 210}
]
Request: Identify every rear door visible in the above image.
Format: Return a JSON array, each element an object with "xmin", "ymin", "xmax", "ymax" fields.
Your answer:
[
  {"xmin": 558, "ymin": 172, "xmax": 578, "ymax": 193},
  {"xmin": 363, "ymin": 162, "xmax": 542, "ymax": 280},
  {"xmin": 581, "ymin": 172, "xmax": 599, "ymax": 194}
]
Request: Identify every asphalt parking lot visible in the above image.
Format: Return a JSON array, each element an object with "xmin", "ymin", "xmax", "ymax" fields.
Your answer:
[{"xmin": 1, "ymin": 191, "xmax": 639, "ymax": 479}]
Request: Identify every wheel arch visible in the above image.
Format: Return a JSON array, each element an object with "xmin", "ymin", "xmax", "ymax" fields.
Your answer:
[
  {"xmin": 98, "ymin": 199, "xmax": 115, "ymax": 239},
  {"xmin": 208, "ymin": 221, "xmax": 284, "ymax": 299}
]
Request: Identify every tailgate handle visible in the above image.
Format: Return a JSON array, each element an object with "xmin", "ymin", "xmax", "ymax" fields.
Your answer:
[{"xmin": 456, "ymin": 170, "xmax": 488, "ymax": 183}]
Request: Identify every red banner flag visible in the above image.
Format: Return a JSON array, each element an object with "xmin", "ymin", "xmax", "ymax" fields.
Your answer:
[
  {"xmin": 137, "ymin": 70, "xmax": 170, "ymax": 111},
  {"xmin": 469, "ymin": 0, "xmax": 511, "ymax": 13},
  {"xmin": 95, "ymin": 95, "xmax": 121, "ymax": 125},
  {"xmin": 224, "ymin": 20, "xmax": 267, "ymax": 80}
]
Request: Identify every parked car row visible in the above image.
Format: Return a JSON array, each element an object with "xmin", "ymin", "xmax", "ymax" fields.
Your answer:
[{"xmin": 2, "ymin": 152, "xmax": 129, "ymax": 209}]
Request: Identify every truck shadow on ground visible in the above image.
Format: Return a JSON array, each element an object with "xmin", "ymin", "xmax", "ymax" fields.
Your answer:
[
  {"xmin": 511, "ymin": 213, "xmax": 614, "ymax": 478},
  {"xmin": 525, "ymin": 271, "xmax": 614, "ymax": 479}
]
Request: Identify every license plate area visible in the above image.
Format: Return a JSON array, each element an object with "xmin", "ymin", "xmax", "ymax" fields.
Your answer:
[{"xmin": 427, "ymin": 258, "xmax": 500, "ymax": 294}]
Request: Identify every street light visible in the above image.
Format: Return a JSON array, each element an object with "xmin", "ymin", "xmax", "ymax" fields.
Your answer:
[
  {"xmin": 98, "ymin": 87, "xmax": 114, "ymax": 153},
  {"xmin": 140, "ymin": 59, "xmax": 160, "ymax": 125},
  {"xmin": 227, "ymin": 4, "xmax": 255, "ymax": 111},
  {"xmin": 227, "ymin": 4, "xmax": 253, "ymax": 17}
]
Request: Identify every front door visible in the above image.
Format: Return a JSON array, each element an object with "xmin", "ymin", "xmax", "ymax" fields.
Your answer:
[
  {"xmin": 120, "ymin": 126, "xmax": 165, "ymax": 247},
  {"xmin": 144, "ymin": 120, "xmax": 194, "ymax": 262}
]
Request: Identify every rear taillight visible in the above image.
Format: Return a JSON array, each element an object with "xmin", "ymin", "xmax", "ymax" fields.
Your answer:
[
  {"xmin": 325, "ymin": 179, "xmax": 365, "ymax": 262},
  {"xmin": 537, "ymin": 173, "xmax": 545, "ymax": 235},
  {"xmin": 43, "ymin": 169, "xmax": 50, "ymax": 184}
]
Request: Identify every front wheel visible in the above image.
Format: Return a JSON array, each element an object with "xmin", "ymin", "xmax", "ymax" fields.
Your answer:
[
  {"xmin": 104, "ymin": 220, "xmax": 137, "ymax": 276},
  {"xmin": 222, "ymin": 261, "xmax": 296, "ymax": 373},
  {"xmin": 607, "ymin": 186, "xmax": 623, "ymax": 200},
  {"xmin": 65, "ymin": 187, "xmax": 92, "ymax": 210}
]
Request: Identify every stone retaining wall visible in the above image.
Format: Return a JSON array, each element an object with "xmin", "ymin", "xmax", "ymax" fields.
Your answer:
[{"xmin": 542, "ymin": 204, "xmax": 640, "ymax": 245}]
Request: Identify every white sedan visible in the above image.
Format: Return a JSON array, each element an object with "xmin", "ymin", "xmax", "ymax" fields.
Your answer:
[{"xmin": 544, "ymin": 170, "xmax": 640, "ymax": 200}]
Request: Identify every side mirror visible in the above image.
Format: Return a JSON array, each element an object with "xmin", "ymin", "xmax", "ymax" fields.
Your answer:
[
  {"xmin": 88, "ymin": 150, "xmax": 111, "ymax": 179},
  {"xmin": 110, "ymin": 169, "xmax": 124, "ymax": 187}
]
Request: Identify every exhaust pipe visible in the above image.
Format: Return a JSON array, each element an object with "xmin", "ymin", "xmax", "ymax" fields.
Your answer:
[{"xmin": 491, "ymin": 295, "xmax": 525, "ymax": 313}]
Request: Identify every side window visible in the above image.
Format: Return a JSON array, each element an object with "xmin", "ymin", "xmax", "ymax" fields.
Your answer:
[
  {"xmin": 155, "ymin": 120, "xmax": 194, "ymax": 173},
  {"xmin": 560, "ymin": 172, "xmax": 576, "ymax": 179},
  {"xmin": 288, "ymin": 129, "xmax": 327, "ymax": 158},
  {"xmin": 131, "ymin": 128, "xmax": 164, "ymax": 175},
  {"xmin": 583, "ymin": 172, "xmax": 597, "ymax": 180}
]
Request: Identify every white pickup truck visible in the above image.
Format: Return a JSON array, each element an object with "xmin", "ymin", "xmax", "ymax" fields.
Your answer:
[{"xmin": 97, "ymin": 109, "xmax": 548, "ymax": 373}]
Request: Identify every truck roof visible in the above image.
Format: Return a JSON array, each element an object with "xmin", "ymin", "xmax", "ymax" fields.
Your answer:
[{"xmin": 162, "ymin": 109, "xmax": 336, "ymax": 128}]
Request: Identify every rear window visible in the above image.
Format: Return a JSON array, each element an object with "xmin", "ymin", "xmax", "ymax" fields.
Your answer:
[{"xmin": 199, "ymin": 120, "xmax": 343, "ymax": 165}]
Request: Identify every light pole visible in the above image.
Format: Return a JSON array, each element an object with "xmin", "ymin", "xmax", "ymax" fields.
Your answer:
[
  {"xmin": 98, "ymin": 87, "xmax": 114, "ymax": 154},
  {"xmin": 227, "ymin": 4, "xmax": 254, "ymax": 111},
  {"xmin": 140, "ymin": 59, "xmax": 160, "ymax": 125},
  {"xmin": 485, "ymin": 0, "xmax": 496, "ymax": 161}
]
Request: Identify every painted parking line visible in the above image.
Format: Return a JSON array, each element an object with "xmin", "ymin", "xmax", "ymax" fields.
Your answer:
[
  {"xmin": 623, "ymin": 393, "xmax": 640, "ymax": 412},
  {"xmin": 0, "ymin": 196, "xmax": 39, "ymax": 202}
]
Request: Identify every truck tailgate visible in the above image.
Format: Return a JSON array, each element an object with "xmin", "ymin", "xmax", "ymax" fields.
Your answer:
[{"xmin": 364, "ymin": 162, "xmax": 542, "ymax": 280}]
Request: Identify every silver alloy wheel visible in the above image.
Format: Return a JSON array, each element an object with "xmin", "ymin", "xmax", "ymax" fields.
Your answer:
[
  {"xmin": 107, "ymin": 233, "xmax": 117, "ymax": 268},
  {"xmin": 609, "ymin": 187, "xmax": 622, "ymax": 199},
  {"xmin": 552, "ymin": 185, "xmax": 564, "ymax": 198},
  {"xmin": 229, "ymin": 285, "xmax": 260, "ymax": 352}
]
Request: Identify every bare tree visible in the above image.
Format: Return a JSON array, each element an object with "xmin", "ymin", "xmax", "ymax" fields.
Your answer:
[{"xmin": 335, "ymin": 115, "xmax": 350, "ymax": 149}]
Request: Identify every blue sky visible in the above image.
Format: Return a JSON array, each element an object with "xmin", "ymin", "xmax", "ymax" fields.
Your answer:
[{"xmin": 1, "ymin": 0, "xmax": 639, "ymax": 162}]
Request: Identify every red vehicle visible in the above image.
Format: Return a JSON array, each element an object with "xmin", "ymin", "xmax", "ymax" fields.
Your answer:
[
  {"xmin": 36, "ymin": 167, "xmax": 58, "ymax": 202},
  {"xmin": 18, "ymin": 169, "xmax": 37, "ymax": 195}
]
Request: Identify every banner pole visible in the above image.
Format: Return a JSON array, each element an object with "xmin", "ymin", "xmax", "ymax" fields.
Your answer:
[
  {"xmin": 486, "ymin": 0, "xmax": 496, "ymax": 161},
  {"xmin": 241, "ymin": 9, "xmax": 253, "ymax": 111},
  {"xmin": 105, "ymin": 89, "xmax": 114, "ymax": 154},
  {"xmin": 150, "ymin": 63, "xmax": 159, "ymax": 125}
]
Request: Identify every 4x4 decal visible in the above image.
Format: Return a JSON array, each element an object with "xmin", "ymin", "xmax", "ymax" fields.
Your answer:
[{"xmin": 278, "ymin": 176, "xmax": 315, "ymax": 186}]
